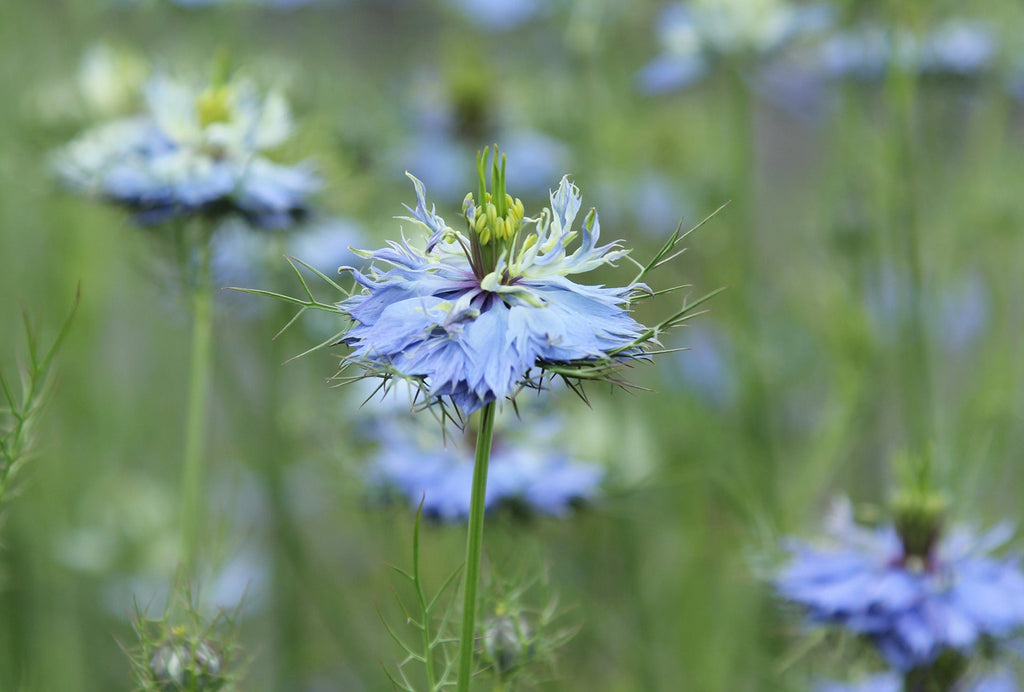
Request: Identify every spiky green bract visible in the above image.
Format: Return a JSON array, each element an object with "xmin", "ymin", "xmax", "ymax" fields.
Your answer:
[
  {"xmin": 380, "ymin": 502, "xmax": 463, "ymax": 692},
  {"xmin": 125, "ymin": 578, "xmax": 243, "ymax": 692},
  {"xmin": 0, "ymin": 288, "xmax": 79, "ymax": 513},
  {"xmin": 476, "ymin": 568, "xmax": 579, "ymax": 690}
]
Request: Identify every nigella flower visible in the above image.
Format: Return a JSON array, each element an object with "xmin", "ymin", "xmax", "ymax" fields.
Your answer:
[
  {"xmin": 639, "ymin": 0, "xmax": 833, "ymax": 93},
  {"xmin": 817, "ymin": 20, "xmax": 997, "ymax": 82},
  {"xmin": 338, "ymin": 147, "xmax": 687, "ymax": 415},
  {"xmin": 53, "ymin": 68, "xmax": 318, "ymax": 228},
  {"xmin": 443, "ymin": 0, "xmax": 544, "ymax": 31},
  {"xmin": 817, "ymin": 670, "xmax": 1019, "ymax": 692},
  {"xmin": 776, "ymin": 498, "xmax": 1024, "ymax": 672},
  {"xmin": 365, "ymin": 398, "xmax": 603, "ymax": 520},
  {"xmin": 397, "ymin": 72, "xmax": 569, "ymax": 203}
]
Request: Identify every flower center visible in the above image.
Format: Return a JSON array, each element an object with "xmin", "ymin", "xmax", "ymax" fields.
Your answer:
[
  {"xmin": 462, "ymin": 146, "xmax": 526, "ymax": 277},
  {"xmin": 466, "ymin": 192, "xmax": 525, "ymax": 247},
  {"xmin": 195, "ymin": 85, "xmax": 234, "ymax": 128}
]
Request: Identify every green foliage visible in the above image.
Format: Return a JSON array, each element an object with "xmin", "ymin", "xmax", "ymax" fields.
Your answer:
[
  {"xmin": 380, "ymin": 504, "xmax": 463, "ymax": 692},
  {"xmin": 0, "ymin": 288, "xmax": 78, "ymax": 512}
]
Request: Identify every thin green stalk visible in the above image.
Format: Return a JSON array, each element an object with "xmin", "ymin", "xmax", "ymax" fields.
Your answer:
[
  {"xmin": 457, "ymin": 402, "xmax": 497, "ymax": 692},
  {"xmin": 725, "ymin": 64, "xmax": 779, "ymax": 518},
  {"xmin": 180, "ymin": 233, "xmax": 215, "ymax": 574},
  {"xmin": 884, "ymin": 26, "xmax": 933, "ymax": 489}
]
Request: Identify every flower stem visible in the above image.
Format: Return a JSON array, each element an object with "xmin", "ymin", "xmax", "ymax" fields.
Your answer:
[
  {"xmin": 457, "ymin": 401, "xmax": 497, "ymax": 692},
  {"xmin": 884, "ymin": 18, "xmax": 933, "ymax": 490},
  {"xmin": 179, "ymin": 232, "xmax": 214, "ymax": 574}
]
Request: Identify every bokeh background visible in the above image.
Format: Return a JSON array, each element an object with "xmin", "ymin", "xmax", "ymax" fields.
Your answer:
[{"xmin": 2, "ymin": 0, "xmax": 1024, "ymax": 689}]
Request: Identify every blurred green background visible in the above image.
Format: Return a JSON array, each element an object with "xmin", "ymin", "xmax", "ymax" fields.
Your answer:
[{"xmin": 3, "ymin": 0, "xmax": 1024, "ymax": 689}]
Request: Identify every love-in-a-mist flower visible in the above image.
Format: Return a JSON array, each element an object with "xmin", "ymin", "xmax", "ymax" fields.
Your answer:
[
  {"xmin": 776, "ymin": 497, "xmax": 1024, "ymax": 673},
  {"xmin": 816, "ymin": 20, "xmax": 997, "ymax": 82},
  {"xmin": 339, "ymin": 147, "xmax": 692, "ymax": 415},
  {"xmin": 639, "ymin": 0, "xmax": 832, "ymax": 93},
  {"xmin": 817, "ymin": 670, "xmax": 1019, "ymax": 692},
  {"xmin": 365, "ymin": 397, "xmax": 603, "ymax": 520},
  {"xmin": 53, "ymin": 66, "xmax": 318, "ymax": 228}
]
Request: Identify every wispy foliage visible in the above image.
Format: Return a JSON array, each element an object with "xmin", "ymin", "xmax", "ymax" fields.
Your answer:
[
  {"xmin": 380, "ymin": 503, "xmax": 464, "ymax": 691},
  {"xmin": 0, "ymin": 288, "xmax": 79, "ymax": 512}
]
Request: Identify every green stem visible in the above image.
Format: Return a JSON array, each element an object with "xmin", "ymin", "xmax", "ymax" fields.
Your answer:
[
  {"xmin": 885, "ymin": 29, "xmax": 932, "ymax": 489},
  {"xmin": 457, "ymin": 402, "xmax": 497, "ymax": 692},
  {"xmin": 179, "ymin": 234, "xmax": 214, "ymax": 574}
]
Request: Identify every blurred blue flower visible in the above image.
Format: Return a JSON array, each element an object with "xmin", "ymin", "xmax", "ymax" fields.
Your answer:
[
  {"xmin": 402, "ymin": 130, "xmax": 569, "ymax": 205},
  {"xmin": 816, "ymin": 673, "xmax": 901, "ymax": 692},
  {"xmin": 286, "ymin": 216, "xmax": 365, "ymax": 275},
  {"xmin": 668, "ymin": 325, "xmax": 738, "ymax": 408},
  {"xmin": 777, "ymin": 498, "xmax": 1024, "ymax": 672},
  {"xmin": 395, "ymin": 72, "xmax": 569, "ymax": 203},
  {"xmin": 595, "ymin": 171, "xmax": 692, "ymax": 239},
  {"xmin": 443, "ymin": 0, "xmax": 543, "ymax": 31},
  {"xmin": 340, "ymin": 164, "xmax": 648, "ymax": 415},
  {"xmin": 639, "ymin": 0, "xmax": 833, "ymax": 94},
  {"xmin": 366, "ymin": 401, "xmax": 603, "ymax": 520},
  {"xmin": 817, "ymin": 20, "xmax": 997, "ymax": 81},
  {"xmin": 864, "ymin": 268, "xmax": 990, "ymax": 355},
  {"xmin": 54, "ymin": 72, "xmax": 318, "ymax": 228},
  {"xmin": 817, "ymin": 670, "xmax": 1019, "ymax": 692}
]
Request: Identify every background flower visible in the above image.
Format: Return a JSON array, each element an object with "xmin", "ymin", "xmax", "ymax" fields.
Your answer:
[{"xmin": 54, "ymin": 71, "xmax": 319, "ymax": 227}]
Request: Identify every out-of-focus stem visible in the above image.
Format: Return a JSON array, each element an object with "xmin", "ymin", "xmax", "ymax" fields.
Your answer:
[{"xmin": 179, "ymin": 232, "xmax": 214, "ymax": 574}]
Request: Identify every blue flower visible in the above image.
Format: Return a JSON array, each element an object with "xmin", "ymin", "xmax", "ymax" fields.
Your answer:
[
  {"xmin": 286, "ymin": 216, "xmax": 366, "ymax": 276},
  {"xmin": 639, "ymin": 0, "xmax": 833, "ymax": 94},
  {"xmin": 54, "ymin": 72, "xmax": 318, "ymax": 228},
  {"xmin": 443, "ymin": 0, "xmax": 544, "ymax": 31},
  {"xmin": 395, "ymin": 72, "xmax": 569, "ymax": 203},
  {"xmin": 338, "ymin": 149, "xmax": 653, "ymax": 415},
  {"xmin": 365, "ymin": 397, "xmax": 603, "ymax": 520},
  {"xmin": 776, "ymin": 498, "xmax": 1024, "ymax": 672},
  {"xmin": 816, "ymin": 670, "xmax": 1019, "ymax": 692},
  {"xmin": 817, "ymin": 21, "xmax": 997, "ymax": 81}
]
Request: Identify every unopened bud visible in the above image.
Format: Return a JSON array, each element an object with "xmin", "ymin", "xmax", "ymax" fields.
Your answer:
[{"xmin": 149, "ymin": 637, "xmax": 226, "ymax": 691}]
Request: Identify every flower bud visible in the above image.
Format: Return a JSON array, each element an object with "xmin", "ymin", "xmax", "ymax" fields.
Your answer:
[
  {"xmin": 149, "ymin": 636, "xmax": 226, "ymax": 691},
  {"xmin": 480, "ymin": 614, "xmax": 532, "ymax": 676}
]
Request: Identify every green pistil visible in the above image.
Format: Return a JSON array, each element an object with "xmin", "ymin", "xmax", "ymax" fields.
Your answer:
[
  {"xmin": 465, "ymin": 146, "xmax": 526, "ymax": 273},
  {"xmin": 196, "ymin": 85, "xmax": 234, "ymax": 128},
  {"xmin": 892, "ymin": 487, "xmax": 949, "ymax": 563}
]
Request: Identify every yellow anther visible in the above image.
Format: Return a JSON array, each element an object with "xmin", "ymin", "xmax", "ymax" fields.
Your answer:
[
  {"xmin": 521, "ymin": 234, "xmax": 537, "ymax": 251},
  {"xmin": 475, "ymin": 211, "xmax": 488, "ymax": 234},
  {"xmin": 493, "ymin": 217, "xmax": 507, "ymax": 242}
]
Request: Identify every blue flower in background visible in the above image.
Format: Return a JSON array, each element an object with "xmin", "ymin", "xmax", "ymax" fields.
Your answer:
[
  {"xmin": 816, "ymin": 673, "xmax": 902, "ymax": 692},
  {"xmin": 817, "ymin": 20, "xmax": 997, "ymax": 81},
  {"xmin": 668, "ymin": 325, "xmax": 738, "ymax": 408},
  {"xmin": 365, "ymin": 397, "xmax": 603, "ymax": 520},
  {"xmin": 777, "ymin": 498, "xmax": 1024, "ymax": 672},
  {"xmin": 286, "ymin": 216, "xmax": 365, "ymax": 276},
  {"xmin": 817, "ymin": 670, "xmax": 1019, "ymax": 691},
  {"xmin": 863, "ymin": 267, "xmax": 990, "ymax": 355},
  {"xmin": 639, "ymin": 0, "xmax": 832, "ymax": 93},
  {"xmin": 395, "ymin": 71, "xmax": 569, "ymax": 204},
  {"xmin": 443, "ymin": 0, "xmax": 543, "ymax": 31},
  {"xmin": 403, "ymin": 130, "xmax": 568, "ymax": 204},
  {"xmin": 54, "ymin": 72, "xmax": 318, "ymax": 228},
  {"xmin": 339, "ymin": 150, "xmax": 650, "ymax": 415}
]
